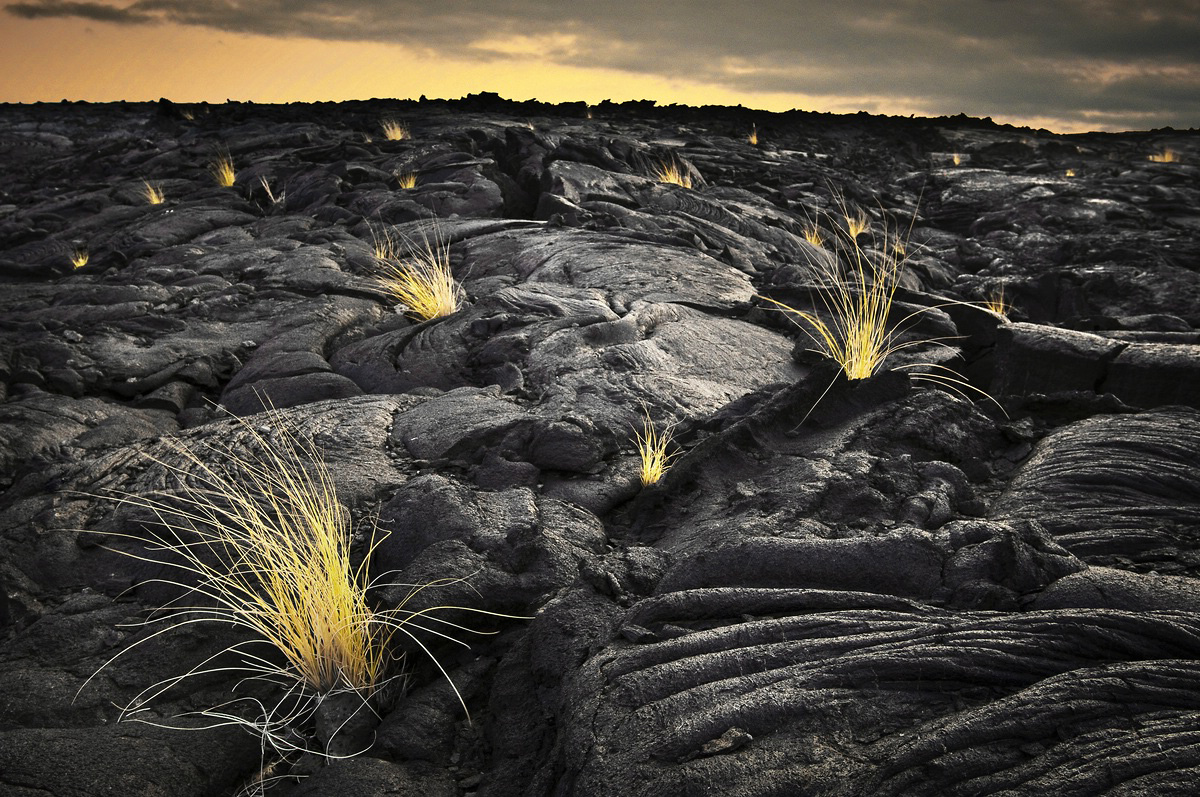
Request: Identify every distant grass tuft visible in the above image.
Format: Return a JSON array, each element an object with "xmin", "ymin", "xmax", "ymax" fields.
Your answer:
[
  {"xmin": 802, "ymin": 223, "xmax": 825, "ymax": 248},
  {"xmin": 1148, "ymin": 148, "xmax": 1178, "ymax": 163},
  {"xmin": 141, "ymin": 180, "xmax": 165, "ymax": 205},
  {"xmin": 652, "ymin": 158, "xmax": 693, "ymax": 188},
  {"xmin": 843, "ymin": 207, "xmax": 870, "ymax": 239},
  {"xmin": 209, "ymin": 151, "xmax": 236, "ymax": 187},
  {"xmin": 381, "ymin": 119, "xmax": 410, "ymax": 141},
  {"xmin": 70, "ymin": 247, "xmax": 89, "ymax": 269},
  {"xmin": 748, "ymin": 125, "xmax": 758, "ymax": 146}
]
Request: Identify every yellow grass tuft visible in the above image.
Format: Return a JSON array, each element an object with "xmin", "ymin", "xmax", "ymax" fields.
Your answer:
[
  {"xmin": 1148, "ymin": 148, "xmax": 1178, "ymax": 163},
  {"xmin": 802, "ymin": 223, "xmax": 825, "ymax": 248},
  {"xmin": 381, "ymin": 119, "xmax": 410, "ymax": 141},
  {"xmin": 636, "ymin": 407, "xmax": 678, "ymax": 487},
  {"xmin": 652, "ymin": 158, "xmax": 693, "ymax": 188},
  {"xmin": 983, "ymin": 286, "xmax": 1011, "ymax": 320},
  {"xmin": 951, "ymin": 153, "xmax": 963, "ymax": 166},
  {"xmin": 82, "ymin": 408, "xmax": 509, "ymax": 757},
  {"xmin": 748, "ymin": 125, "xmax": 758, "ymax": 146},
  {"xmin": 141, "ymin": 180, "xmax": 165, "ymax": 205},
  {"xmin": 1064, "ymin": 168, "xmax": 1076, "ymax": 178},
  {"xmin": 70, "ymin": 247, "xmax": 89, "ymax": 269},
  {"xmin": 209, "ymin": 152, "xmax": 236, "ymax": 187},
  {"xmin": 373, "ymin": 226, "xmax": 462, "ymax": 321},
  {"xmin": 395, "ymin": 172, "xmax": 418, "ymax": 190},
  {"xmin": 844, "ymin": 208, "xmax": 870, "ymax": 239}
]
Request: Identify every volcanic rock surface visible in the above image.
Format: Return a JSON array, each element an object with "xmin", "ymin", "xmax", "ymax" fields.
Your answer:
[{"xmin": 2, "ymin": 94, "xmax": 1199, "ymax": 795}]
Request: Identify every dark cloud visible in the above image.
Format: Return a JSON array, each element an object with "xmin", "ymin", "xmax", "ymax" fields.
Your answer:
[
  {"xmin": 6, "ymin": 0, "xmax": 1199, "ymax": 130},
  {"xmin": 7, "ymin": 0, "xmax": 153, "ymax": 23}
]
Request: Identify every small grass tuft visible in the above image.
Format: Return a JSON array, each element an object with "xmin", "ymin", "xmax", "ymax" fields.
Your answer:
[
  {"xmin": 395, "ymin": 172, "xmax": 418, "ymax": 190},
  {"xmin": 652, "ymin": 158, "xmax": 693, "ymax": 189},
  {"xmin": 70, "ymin": 247, "xmax": 89, "ymax": 269},
  {"xmin": 843, "ymin": 208, "xmax": 870, "ymax": 239},
  {"xmin": 635, "ymin": 407, "xmax": 678, "ymax": 487},
  {"xmin": 1065, "ymin": 168, "xmax": 1076, "ymax": 178},
  {"xmin": 373, "ymin": 225, "xmax": 462, "ymax": 321},
  {"xmin": 381, "ymin": 119, "xmax": 410, "ymax": 141},
  {"xmin": 748, "ymin": 124, "xmax": 758, "ymax": 146},
  {"xmin": 141, "ymin": 180, "xmax": 165, "ymax": 205},
  {"xmin": 802, "ymin": 223, "xmax": 825, "ymax": 248},
  {"xmin": 1148, "ymin": 148, "xmax": 1178, "ymax": 163},
  {"xmin": 209, "ymin": 151, "xmax": 236, "ymax": 187},
  {"xmin": 982, "ymin": 285, "xmax": 1011, "ymax": 320}
]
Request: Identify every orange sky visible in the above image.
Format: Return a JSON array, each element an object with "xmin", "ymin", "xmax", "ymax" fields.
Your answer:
[
  {"xmin": 2, "ymin": 3, "xmax": 1196, "ymax": 134},
  {"xmin": 0, "ymin": 16, "xmax": 837, "ymax": 113}
]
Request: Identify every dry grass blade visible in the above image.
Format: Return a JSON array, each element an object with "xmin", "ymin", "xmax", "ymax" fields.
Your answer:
[
  {"xmin": 209, "ymin": 151, "xmax": 236, "ymax": 187},
  {"xmin": 373, "ymin": 225, "xmax": 462, "ymax": 321},
  {"xmin": 652, "ymin": 158, "xmax": 693, "ymax": 188},
  {"xmin": 635, "ymin": 407, "xmax": 678, "ymax": 487},
  {"xmin": 381, "ymin": 119, "xmax": 410, "ymax": 141},
  {"xmin": 141, "ymin": 180, "xmax": 165, "ymax": 205}
]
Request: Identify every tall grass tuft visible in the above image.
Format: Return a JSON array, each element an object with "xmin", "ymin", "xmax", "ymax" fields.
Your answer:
[
  {"xmin": 635, "ymin": 407, "xmax": 678, "ymax": 487},
  {"xmin": 757, "ymin": 200, "xmax": 996, "ymax": 408},
  {"xmin": 652, "ymin": 158, "xmax": 693, "ymax": 188},
  {"xmin": 209, "ymin": 151, "xmax": 236, "ymax": 187},
  {"xmin": 141, "ymin": 180, "xmax": 165, "ymax": 205},
  {"xmin": 381, "ymin": 119, "xmax": 410, "ymax": 141},
  {"xmin": 83, "ymin": 409, "xmax": 507, "ymax": 758},
  {"xmin": 843, "ymin": 207, "xmax": 870, "ymax": 239},
  {"xmin": 373, "ymin": 225, "xmax": 462, "ymax": 321},
  {"xmin": 748, "ymin": 124, "xmax": 758, "ymax": 146}
]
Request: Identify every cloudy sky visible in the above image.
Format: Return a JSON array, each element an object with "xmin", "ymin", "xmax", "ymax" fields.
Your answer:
[{"xmin": 2, "ymin": 0, "xmax": 1198, "ymax": 133}]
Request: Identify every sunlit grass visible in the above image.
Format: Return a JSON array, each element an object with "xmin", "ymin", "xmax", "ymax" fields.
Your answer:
[
  {"xmin": 802, "ymin": 224, "xmax": 825, "ymax": 248},
  {"xmin": 1148, "ymin": 148, "xmax": 1178, "ymax": 163},
  {"xmin": 636, "ymin": 407, "xmax": 678, "ymax": 487},
  {"xmin": 381, "ymin": 119, "xmax": 410, "ymax": 141},
  {"xmin": 82, "ymin": 409, "xmax": 510, "ymax": 758},
  {"xmin": 395, "ymin": 172, "xmax": 418, "ymax": 190},
  {"xmin": 951, "ymin": 153, "xmax": 964, "ymax": 166},
  {"xmin": 652, "ymin": 158, "xmax": 693, "ymax": 188},
  {"xmin": 748, "ymin": 124, "xmax": 758, "ymax": 146},
  {"xmin": 844, "ymin": 208, "xmax": 870, "ymax": 239},
  {"xmin": 983, "ymin": 285, "xmax": 1012, "ymax": 320},
  {"xmin": 757, "ymin": 200, "xmax": 994, "ymax": 408},
  {"xmin": 1065, "ymin": 168, "xmax": 1077, "ymax": 178},
  {"xmin": 69, "ymin": 247, "xmax": 89, "ymax": 269},
  {"xmin": 141, "ymin": 180, "xmax": 165, "ymax": 205},
  {"xmin": 373, "ymin": 225, "xmax": 462, "ymax": 321},
  {"xmin": 209, "ymin": 152, "xmax": 236, "ymax": 187}
]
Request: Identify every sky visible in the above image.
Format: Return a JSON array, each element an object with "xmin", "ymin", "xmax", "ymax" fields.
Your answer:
[{"xmin": 2, "ymin": 0, "xmax": 1198, "ymax": 134}]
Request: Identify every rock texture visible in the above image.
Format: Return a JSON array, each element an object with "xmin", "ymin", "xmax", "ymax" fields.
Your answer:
[{"xmin": 1, "ymin": 95, "xmax": 1199, "ymax": 795}]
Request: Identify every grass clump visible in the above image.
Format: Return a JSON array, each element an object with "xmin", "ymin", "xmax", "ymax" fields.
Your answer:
[
  {"xmin": 69, "ymin": 247, "xmax": 89, "ymax": 269},
  {"xmin": 381, "ymin": 119, "xmax": 410, "ymax": 141},
  {"xmin": 635, "ymin": 407, "xmax": 678, "ymax": 487},
  {"xmin": 395, "ymin": 172, "xmax": 418, "ymax": 190},
  {"xmin": 1148, "ymin": 148, "xmax": 1178, "ymax": 163},
  {"xmin": 652, "ymin": 158, "xmax": 693, "ymax": 188},
  {"xmin": 843, "ymin": 207, "xmax": 870, "ymax": 239},
  {"xmin": 141, "ymin": 180, "xmax": 165, "ymax": 205},
  {"xmin": 84, "ymin": 409, "xmax": 505, "ymax": 758},
  {"xmin": 748, "ymin": 124, "xmax": 758, "ymax": 146},
  {"xmin": 373, "ymin": 225, "xmax": 462, "ymax": 321},
  {"xmin": 209, "ymin": 151, "xmax": 236, "ymax": 187},
  {"xmin": 983, "ymin": 285, "xmax": 1012, "ymax": 320}
]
